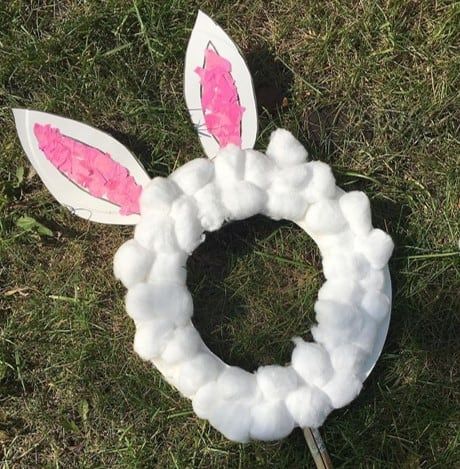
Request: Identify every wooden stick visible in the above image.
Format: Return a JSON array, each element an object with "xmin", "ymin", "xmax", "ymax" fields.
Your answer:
[{"xmin": 303, "ymin": 427, "xmax": 333, "ymax": 469}]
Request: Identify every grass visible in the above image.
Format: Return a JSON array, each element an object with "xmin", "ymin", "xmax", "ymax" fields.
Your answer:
[{"xmin": 0, "ymin": 0, "xmax": 459, "ymax": 467}]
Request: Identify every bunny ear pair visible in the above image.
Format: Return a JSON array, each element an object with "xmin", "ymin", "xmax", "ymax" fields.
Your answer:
[{"xmin": 13, "ymin": 11, "xmax": 257, "ymax": 225}]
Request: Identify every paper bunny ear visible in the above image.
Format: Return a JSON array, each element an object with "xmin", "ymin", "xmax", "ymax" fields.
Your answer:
[
  {"xmin": 13, "ymin": 109, "xmax": 150, "ymax": 225},
  {"xmin": 184, "ymin": 10, "xmax": 258, "ymax": 159}
]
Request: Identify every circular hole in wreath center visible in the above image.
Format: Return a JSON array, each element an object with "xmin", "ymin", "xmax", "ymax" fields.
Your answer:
[{"xmin": 187, "ymin": 215, "xmax": 323, "ymax": 372}]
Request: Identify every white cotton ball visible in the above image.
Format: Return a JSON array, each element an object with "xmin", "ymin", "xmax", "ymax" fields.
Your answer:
[
  {"xmin": 140, "ymin": 177, "xmax": 181, "ymax": 215},
  {"xmin": 161, "ymin": 325, "xmax": 202, "ymax": 365},
  {"xmin": 317, "ymin": 278, "xmax": 363, "ymax": 305},
  {"xmin": 213, "ymin": 145, "xmax": 246, "ymax": 184},
  {"xmin": 125, "ymin": 282, "xmax": 193, "ymax": 325},
  {"xmin": 264, "ymin": 190, "xmax": 309, "ymax": 221},
  {"xmin": 244, "ymin": 149, "xmax": 275, "ymax": 189},
  {"xmin": 360, "ymin": 228, "xmax": 394, "ymax": 269},
  {"xmin": 170, "ymin": 197, "xmax": 204, "ymax": 253},
  {"xmin": 315, "ymin": 300, "xmax": 362, "ymax": 329},
  {"xmin": 352, "ymin": 315, "xmax": 378, "ymax": 352},
  {"xmin": 170, "ymin": 158, "xmax": 214, "ymax": 195},
  {"xmin": 148, "ymin": 251, "xmax": 187, "ymax": 285},
  {"xmin": 322, "ymin": 372, "xmax": 363, "ymax": 409},
  {"xmin": 208, "ymin": 401, "xmax": 252, "ymax": 443},
  {"xmin": 339, "ymin": 191, "xmax": 372, "ymax": 236},
  {"xmin": 133, "ymin": 318, "xmax": 175, "ymax": 361},
  {"xmin": 113, "ymin": 239, "xmax": 154, "ymax": 288},
  {"xmin": 322, "ymin": 252, "xmax": 370, "ymax": 280},
  {"xmin": 256, "ymin": 365, "xmax": 298, "ymax": 401},
  {"xmin": 291, "ymin": 340, "xmax": 333, "ymax": 387},
  {"xmin": 217, "ymin": 367, "xmax": 257, "ymax": 400},
  {"xmin": 359, "ymin": 269, "xmax": 385, "ymax": 291},
  {"xmin": 266, "ymin": 129, "xmax": 308, "ymax": 168},
  {"xmin": 176, "ymin": 353, "xmax": 224, "ymax": 397},
  {"xmin": 221, "ymin": 181, "xmax": 266, "ymax": 220},
  {"xmin": 134, "ymin": 213, "xmax": 179, "ymax": 253},
  {"xmin": 304, "ymin": 199, "xmax": 347, "ymax": 235},
  {"xmin": 192, "ymin": 381, "xmax": 220, "ymax": 419},
  {"xmin": 285, "ymin": 385, "xmax": 332, "ymax": 428},
  {"xmin": 329, "ymin": 344, "xmax": 368, "ymax": 378},
  {"xmin": 361, "ymin": 290, "xmax": 391, "ymax": 322},
  {"xmin": 271, "ymin": 164, "xmax": 310, "ymax": 192},
  {"xmin": 304, "ymin": 161, "xmax": 336, "ymax": 203},
  {"xmin": 250, "ymin": 400, "xmax": 294, "ymax": 441},
  {"xmin": 193, "ymin": 182, "xmax": 228, "ymax": 232}
]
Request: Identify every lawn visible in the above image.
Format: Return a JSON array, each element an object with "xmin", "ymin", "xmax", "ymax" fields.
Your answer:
[{"xmin": 0, "ymin": 1, "xmax": 459, "ymax": 467}]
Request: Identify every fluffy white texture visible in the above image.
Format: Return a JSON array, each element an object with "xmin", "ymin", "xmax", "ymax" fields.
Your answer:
[
  {"xmin": 322, "ymin": 372, "xmax": 363, "ymax": 409},
  {"xmin": 271, "ymin": 164, "xmax": 310, "ymax": 192},
  {"xmin": 322, "ymin": 252, "xmax": 370, "ymax": 280},
  {"xmin": 329, "ymin": 344, "xmax": 368, "ymax": 377},
  {"xmin": 244, "ymin": 149, "xmax": 275, "ymax": 188},
  {"xmin": 318, "ymin": 278, "xmax": 363, "ymax": 305},
  {"xmin": 125, "ymin": 282, "xmax": 192, "ymax": 325},
  {"xmin": 361, "ymin": 228, "xmax": 395, "ymax": 269},
  {"xmin": 291, "ymin": 340, "xmax": 333, "ymax": 387},
  {"xmin": 304, "ymin": 161, "xmax": 336, "ymax": 203},
  {"xmin": 360, "ymin": 268, "xmax": 385, "ymax": 291},
  {"xmin": 170, "ymin": 158, "xmax": 214, "ymax": 195},
  {"xmin": 133, "ymin": 319, "xmax": 175, "ymax": 361},
  {"xmin": 217, "ymin": 367, "xmax": 257, "ymax": 400},
  {"xmin": 114, "ymin": 240, "xmax": 154, "ymax": 288},
  {"xmin": 256, "ymin": 365, "xmax": 298, "ymax": 401},
  {"xmin": 161, "ymin": 325, "xmax": 202, "ymax": 364},
  {"xmin": 361, "ymin": 290, "xmax": 391, "ymax": 322},
  {"xmin": 221, "ymin": 181, "xmax": 266, "ymax": 220},
  {"xmin": 192, "ymin": 381, "xmax": 220, "ymax": 419},
  {"xmin": 304, "ymin": 199, "xmax": 347, "ymax": 234},
  {"xmin": 250, "ymin": 401, "xmax": 294, "ymax": 441},
  {"xmin": 134, "ymin": 214, "xmax": 178, "ymax": 253},
  {"xmin": 148, "ymin": 252, "xmax": 187, "ymax": 285},
  {"xmin": 140, "ymin": 177, "xmax": 181, "ymax": 215},
  {"xmin": 285, "ymin": 385, "xmax": 332, "ymax": 428},
  {"xmin": 339, "ymin": 191, "xmax": 372, "ymax": 236},
  {"xmin": 193, "ymin": 182, "xmax": 228, "ymax": 232},
  {"xmin": 213, "ymin": 145, "xmax": 246, "ymax": 184},
  {"xmin": 352, "ymin": 315, "xmax": 378, "ymax": 351},
  {"xmin": 266, "ymin": 129, "xmax": 308, "ymax": 168},
  {"xmin": 265, "ymin": 190, "xmax": 308, "ymax": 221},
  {"xmin": 208, "ymin": 401, "xmax": 252, "ymax": 443},
  {"xmin": 176, "ymin": 353, "xmax": 223, "ymax": 397},
  {"xmin": 171, "ymin": 197, "xmax": 204, "ymax": 253}
]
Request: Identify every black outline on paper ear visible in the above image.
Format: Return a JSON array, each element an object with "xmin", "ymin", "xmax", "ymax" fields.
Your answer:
[
  {"xmin": 184, "ymin": 10, "xmax": 258, "ymax": 159},
  {"xmin": 13, "ymin": 109, "xmax": 150, "ymax": 225}
]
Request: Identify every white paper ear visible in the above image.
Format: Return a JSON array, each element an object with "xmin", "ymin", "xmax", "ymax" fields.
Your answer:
[
  {"xmin": 184, "ymin": 10, "xmax": 258, "ymax": 159},
  {"xmin": 13, "ymin": 109, "xmax": 150, "ymax": 225}
]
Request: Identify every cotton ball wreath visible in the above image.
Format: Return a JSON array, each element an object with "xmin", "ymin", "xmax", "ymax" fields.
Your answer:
[
  {"xmin": 266, "ymin": 129, "xmax": 308, "ymax": 168},
  {"xmin": 170, "ymin": 158, "xmax": 214, "ymax": 195},
  {"xmin": 113, "ymin": 239, "xmax": 154, "ymax": 288},
  {"xmin": 113, "ymin": 128, "xmax": 393, "ymax": 442}
]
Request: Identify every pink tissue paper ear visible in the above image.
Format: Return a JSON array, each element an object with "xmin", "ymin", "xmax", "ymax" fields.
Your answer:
[
  {"xmin": 195, "ymin": 47, "xmax": 245, "ymax": 148},
  {"xmin": 34, "ymin": 123, "xmax": 142, "ymax": 215}
]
